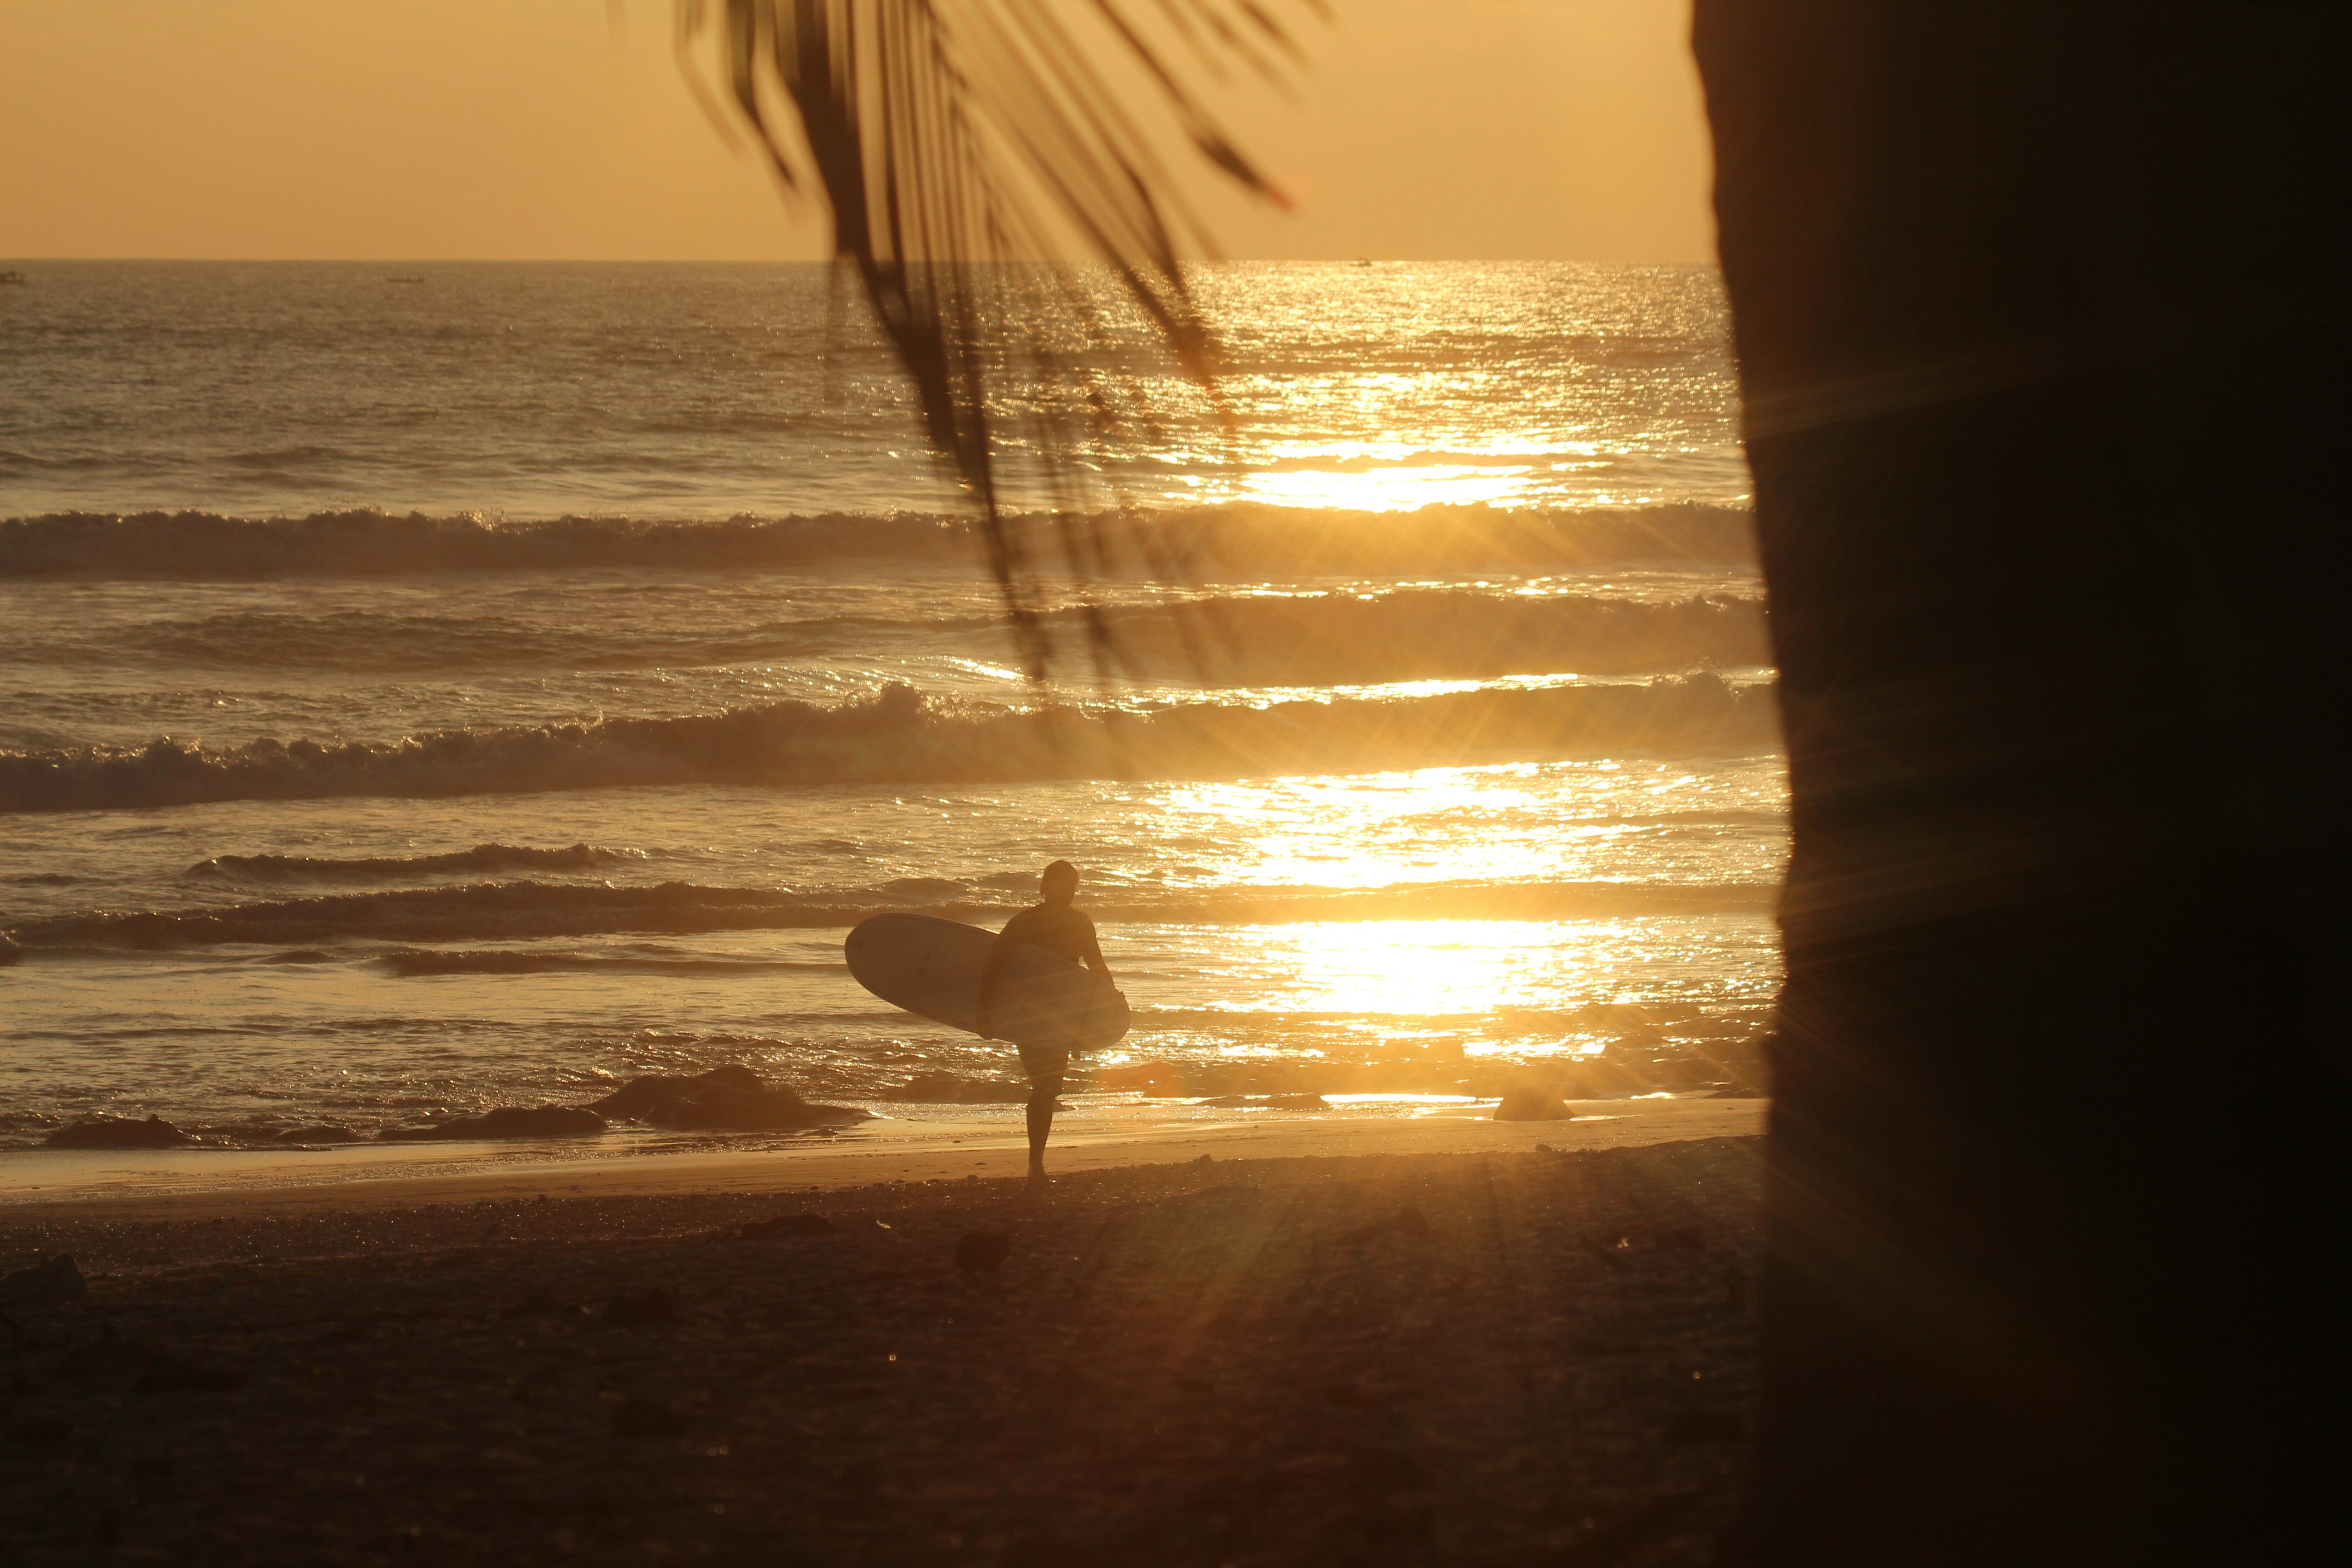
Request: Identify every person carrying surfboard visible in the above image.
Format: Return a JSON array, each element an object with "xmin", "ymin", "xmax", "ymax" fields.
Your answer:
[{"xmin": 977, "ymin": 859, "xmax": 1114, "ymax": 1189}]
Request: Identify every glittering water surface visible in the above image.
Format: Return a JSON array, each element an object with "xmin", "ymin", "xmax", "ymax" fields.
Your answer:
[
  {"xmin": 0, "ymin": 260, "xmax": 1743, "ymax": 519},
  {"xmin": 0, "ymin": 262, "xmax": 1777, "ymax": 1150}
]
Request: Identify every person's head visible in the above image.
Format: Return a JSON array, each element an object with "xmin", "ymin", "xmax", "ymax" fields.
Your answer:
[{"xmin": 1039, "ymin": 859, "xmax": 1079, "ymax": 905}]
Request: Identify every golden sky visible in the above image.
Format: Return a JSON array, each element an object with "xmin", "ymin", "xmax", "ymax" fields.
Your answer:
[{"xmin": 0, "ymin": 1, "xmax": 1711, "ymax": 262}]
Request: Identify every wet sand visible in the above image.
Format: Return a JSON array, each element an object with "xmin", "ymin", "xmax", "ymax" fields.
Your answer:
[
  {"xmin": 0, "ymin": 1116, "xmax": 1763, "ymax": 1566},
  {"xmin": 0, "ymin": 1098, "xmax": 1763, "ymax": 1216}
]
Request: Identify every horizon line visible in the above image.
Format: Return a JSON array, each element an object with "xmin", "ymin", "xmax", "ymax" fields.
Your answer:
[{"xmin": 0, "ymin": 255, "xmax": 1718, "ymax": 268}]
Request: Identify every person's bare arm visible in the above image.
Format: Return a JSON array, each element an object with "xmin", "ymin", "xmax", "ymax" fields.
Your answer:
[
  {"xmin": 1078, "ymin": 917, "xmax": 1112, "ymax": 984},
  {"xmin": 975, "ymin": 916, "xmax": 1028, "ymax": 1036}
]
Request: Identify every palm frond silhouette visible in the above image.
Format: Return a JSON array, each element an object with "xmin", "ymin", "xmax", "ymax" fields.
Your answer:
[{"xmin": 678, "ymin": 0, "xmax": 1318, "ymax": 677}]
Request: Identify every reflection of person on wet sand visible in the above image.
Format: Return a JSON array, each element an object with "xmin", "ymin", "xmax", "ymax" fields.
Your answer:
[{"xmin": 976, "ymin": 859, "xmax": 1114, "ymax": 1189}]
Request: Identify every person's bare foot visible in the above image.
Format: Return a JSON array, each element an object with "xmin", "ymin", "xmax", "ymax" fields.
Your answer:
[{"xmin": 1024, "ymin": 1167, "xmax": 1053, "ymax": 1196}]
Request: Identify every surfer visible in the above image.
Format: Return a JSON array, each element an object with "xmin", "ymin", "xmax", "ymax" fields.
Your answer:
[{"xmin": 977, "ymin": 860, "xmax": 1113, "ymax": 1188}]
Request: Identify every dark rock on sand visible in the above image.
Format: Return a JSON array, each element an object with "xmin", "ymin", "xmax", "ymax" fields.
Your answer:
[
  {"xmin": 589, "ymin": 1063, "xmax": 869, "ymax": 1130},
  {"xmin": 604, "ymin": 1288, "xmax": 676, "ymax": 1327},
  {"xmin": 610, "ymin": 1395, "xmax": 682, "ymax": 1438},
  {"xmin": 0, "ymin": 1254, "xmax": 88, "ymax": 1309},
  {"xmin": 44, "ymin": 1115, "xmax": 195, "ymax": 1149},
  {"xmin": 1492, "ymin": 1085, "xmax": 1575, "ymax": 1122},
  {"xmin": 275, "ymin": 1123, "xmax": 363, "ymax": 1144},
  {"xmin": 955, "ymin": 1232, "xmax": 1013, "ymax": 1274},
  {"xmin": 740, "ymin": 1212, "xmax": 836, "ymax": 1240},
  {"xmin": 379, "ymin": 1106, "xmax": 607, "ymax": 1142}
]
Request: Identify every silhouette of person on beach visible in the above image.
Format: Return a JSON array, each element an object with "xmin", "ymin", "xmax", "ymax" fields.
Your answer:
[{"xmin": 976, "ymin": 859, "xmax": 1113, "ymax": 1189}]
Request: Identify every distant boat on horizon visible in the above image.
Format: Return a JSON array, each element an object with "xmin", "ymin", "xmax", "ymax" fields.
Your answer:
[
  {"xmin": 0, "ymin": 270, "xmax": 27, "ymax": 286},
  {"xmin": 384, "ymin": 274, "xmax": 425, "ymax": 284}
]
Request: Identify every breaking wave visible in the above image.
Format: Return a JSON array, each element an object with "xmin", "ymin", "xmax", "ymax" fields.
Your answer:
[
  {"xmin": 4, "ymin": 877, "xmax": 1778, "ymax": 951},
  {"xmin": 24, "ymin": 590, "xmax": 1766, "ymax": 683},
  {"xmin": 0, "ymin": 677, "xmax": 1779, "ymax": 814},
  {"xmin": 0, "ymin": 502, "xmax": 1755, "ymax": 580},
  {"xmin": 187, "ymin": 843, "xmax": 622, "ymax": 882},
  {"xmin": 372, "ymin": 948, "xmax": 840, "ymax": 978},
  {"xmin": 1018, "ymin": 591, "xmax": 1767, "ymax": 683}
]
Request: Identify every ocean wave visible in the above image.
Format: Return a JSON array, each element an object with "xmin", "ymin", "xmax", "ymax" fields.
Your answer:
[
  {"xmin": 0, "ymin": 677, "xmax": 1779, "ymax": 813},
  {"xmin": 186, "ymin": 843, "xmax": 623, "ymax": 882},
  {"xmin": 0, "ymin": 502, "xmax": 1755, "ymax": 580},
  {"xmin": 3, "ymin": 877, "xmax": 1777, "ymax": 951},
  {"xmin": 28, "ymin": 591, "xmax": 1765, "ymax": 684},
  {"xmin": 1043, "ymin": 591, "xmax": 1766, "ymax": 682},
  {"xmin": 372, "ymin": 948, "xmax": 842, "ymax": 978}
]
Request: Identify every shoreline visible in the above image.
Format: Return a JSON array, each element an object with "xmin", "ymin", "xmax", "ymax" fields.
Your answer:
[{"xmin": 0, "ymin": 1098, "xmax": 1762, "ymax": 1221}]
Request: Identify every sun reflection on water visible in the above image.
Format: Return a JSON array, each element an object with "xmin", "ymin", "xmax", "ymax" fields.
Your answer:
[
  {"xmin": 1128, "ymin": 760, "xmax": 1787, "ymax": 893},
  {"xmin": 1235, "ymin": 463, "xmax": 1541, "ymax": 511},
  {"xmin": 1195, "ymin": 915, "xmax": 1753, "ymax": 1026},
  {"xmin": 1252, "ymin": 919, "xmax": 1604, "ymax": 1016}
]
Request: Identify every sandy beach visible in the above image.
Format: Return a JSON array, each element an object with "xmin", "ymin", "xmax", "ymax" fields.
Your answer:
[{"xmin": 1, "ymin": 1108, "xmax": 1761, "ymax": 1566}]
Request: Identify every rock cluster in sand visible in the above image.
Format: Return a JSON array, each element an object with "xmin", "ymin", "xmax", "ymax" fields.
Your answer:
[
  {"xmin": 379, "ymin": 1106, "xmax": 611, "ymax": 1142},
  {"xmin": 42, "ymin": 1115, "xmax": 195, "ymax": 1149},
  {"xmin": 588, "ymin": 1063, "xmax": 870, "ymax": 1131}
]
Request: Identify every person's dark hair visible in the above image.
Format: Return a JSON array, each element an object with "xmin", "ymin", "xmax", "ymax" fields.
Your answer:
[{"xmin": 1042, "ymin": 859, "xmax": 1078, "ymax": 892}]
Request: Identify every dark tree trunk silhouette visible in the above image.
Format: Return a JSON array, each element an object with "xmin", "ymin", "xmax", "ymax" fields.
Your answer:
[{"xmin": 1693, "ymin": 5, "xmax": 2348, "ymax": 1561}]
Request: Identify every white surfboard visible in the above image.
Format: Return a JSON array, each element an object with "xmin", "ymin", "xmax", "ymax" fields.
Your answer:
[{"xmin": 843, "ymin": 913, "xmax": 1129, "ymax": 1052}]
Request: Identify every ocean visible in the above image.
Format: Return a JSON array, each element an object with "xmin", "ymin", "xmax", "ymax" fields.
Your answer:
[{"xmin": 0, "ymin": 260, "xmax": 1781, "ymax": 1156}]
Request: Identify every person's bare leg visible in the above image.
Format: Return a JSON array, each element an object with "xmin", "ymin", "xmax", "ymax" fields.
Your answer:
[{"xmin": 1025, "ymin": 1068, "xmax": 1062, "ymax": 1187}]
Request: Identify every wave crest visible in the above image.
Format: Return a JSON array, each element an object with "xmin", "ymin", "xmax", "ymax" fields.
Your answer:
[
  {"xmin": 1032, "ymin": 591, "xmax": 1766, "ymax": 682},
  {"xmin": 187, "ymin": 843, "xmax": 621, "ymax": 881},
  {"xmin": 0, "ymin": 677, "xmax": 1778, "ymax": 814},
  {"xmin": 372, "ymin": 948, "xmax": 837, "ymax": 977},
  {"xmin": 32, "ymin": 590, "xmax": 1764, "ymax": 683},
  {"xmin": 4, "ymin": 876, "xmax": 1778, "ymax": 951},
  {"xmin": 0, "ymin": 502, "xmax": 1755, "ymax": 580}
]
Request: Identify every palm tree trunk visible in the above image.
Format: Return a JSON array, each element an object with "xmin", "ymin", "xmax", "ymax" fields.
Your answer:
[{"xmin": 1692, "ymin": 5, "xmax": 2350, "ymax": 1561}]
